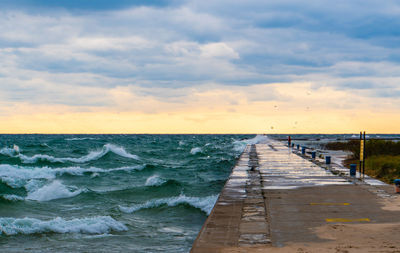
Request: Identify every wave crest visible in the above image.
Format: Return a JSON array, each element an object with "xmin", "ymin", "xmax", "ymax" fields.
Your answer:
[
  {"xmin": 190, "ymin": 147, "xmax": 203, "ymax": 155},
  {"xmin": 0, "ymin": 147, "xmax": 18, "ymax": 156},
  {"xmin": 0, "ymin": 216, "xmax": 127, "ymax": 235},
  {"xmin": 0, "ymin": 164, "xmax": 145, "ymax": 189},
  {"xmin": 145, "ymin": 175, "xmax": 166, "ymax": 187},
  {"xmin": 65, "ymin": 137, "xmax": 98, "ymax": 141},
  {"xmin": 0, "ymin": 194, "xmax": 25, "ymax": 202},
  {"xmin": 118, "ymin": 194, "xmax": 218, "ymax": 215},
  {"xmin": 1, "ymin": 144, "xmax": 139, "ymax": 164},
  {"xmin": 232, "ymin": 135, "xmax": 269, "ymax": 152},
  {"xmin": 26, "ymin": 181, "xmax": 83, "ymax": 202}
]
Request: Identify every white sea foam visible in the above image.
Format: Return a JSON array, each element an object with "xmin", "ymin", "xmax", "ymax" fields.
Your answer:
[
  {"xmin": 1, "ymin": 144, "xmax": 139, "ymax": 164},
  {"xmin": 190, "ymin": 147, "xmax": 203, "ymax": 155},
  {"xmin": 26, "ymin": 181, "xmax": 83, "ymax": 201},
  {"xmin": 91, "ymin": 172, "xmax": 100, "ymax": 178},
  {"xmin": 118, "ymin": 194, "xmax": 218, "ymax": 215},
  {"xmin": 1, "ymin": 194, "xmax": 25, "ymax": 201},
  {"xmin": 52, "ymin": 165, "xmax": 145, "ymax": 176},
  {"xmin": 0, "ymin": 164, "xmax": 56, "ymax": 188},
  {"xmin": 13, "ymin": 145, "xmax": 20, "ymax": 153},
  {"xmin": 24, "ymin": 179, "xmax": 43, "ymax": 192},
  {"xmin": 158, "ymin": 227, "xmax": 184, "ymax": 234},
  {"xmin": 0, "ymin": 179, "xmax": 82, "ymax": 202},
  {"xmin": 0, "ymin": 147, "xmax": 17, "ymax": 156},
  {"xmin": 0, "ymin": 216, "xmax": 127, "ymax": 235},
  {"xmin": 65, "ymin": 137, "xmax": 98, "ymax": 141},
  {"xmin": 233, "ymin": 141, "xmax": 247, "ymax": 152},
  {"xmin": 145, "ymin": 175, "xmax": 166, "ymax": 186},
  {"xmin": 0, "ymin": 164, "xmax": 144, "ymax": 190},
  {"xmin": 232, "ymin": 135, "xmax": 269, "ymax": 152}
]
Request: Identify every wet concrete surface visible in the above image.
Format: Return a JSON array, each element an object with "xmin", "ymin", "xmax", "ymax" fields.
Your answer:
[{"xmin": 191, "ymin": 139, "xmax": 400, "ymax": 252}]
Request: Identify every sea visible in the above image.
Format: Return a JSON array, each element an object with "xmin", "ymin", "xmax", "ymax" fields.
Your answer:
[
  {"xmin": 0, "ymin": 134, "xmax": 257, "ymax": 252},
  {"xmin": 1, "ymin": 133, "xmax": 399, "ymax": 252}
]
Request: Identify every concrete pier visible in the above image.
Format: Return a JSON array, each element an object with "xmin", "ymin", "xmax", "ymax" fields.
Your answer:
[{"xmin": 191, "ymin": 139, "xmax": 400, "ymax": 252}]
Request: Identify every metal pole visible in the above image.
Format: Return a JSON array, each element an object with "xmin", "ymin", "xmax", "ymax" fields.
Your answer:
[
  {"xmin": 359, "ymin": 131, "xmax": 362, "ymax": 178},
  {"xmin": 363, "ymin": 131, "xmax": 366, "ymax": 178}
]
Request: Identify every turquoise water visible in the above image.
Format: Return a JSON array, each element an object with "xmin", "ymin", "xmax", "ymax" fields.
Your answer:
[{"xmin": 0, "ymin": 134, "xmax": 254, "ymax": 252}]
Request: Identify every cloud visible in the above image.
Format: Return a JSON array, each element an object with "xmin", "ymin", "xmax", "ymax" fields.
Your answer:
[
  {"xmin": 2, "ymin": 81, "xmax": 400, "ymax": 133},
  {"xmin": 0, "ymin": 0, "xmax": 175, "ymax": 11},
  {"xmin": 1, "ymin": 1, "xmax": 400, "ymax": 132}
]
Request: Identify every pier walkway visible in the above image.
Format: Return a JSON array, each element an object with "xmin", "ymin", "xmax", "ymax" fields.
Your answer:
[{"xmin": 191, "ymin": 139, "xmax": 400, "ymax": 252}]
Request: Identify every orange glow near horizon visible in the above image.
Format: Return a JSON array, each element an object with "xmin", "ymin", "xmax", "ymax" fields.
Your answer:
[{"xmin": 1, "ymin": 82, "xmax": 399, "ymax": 134}]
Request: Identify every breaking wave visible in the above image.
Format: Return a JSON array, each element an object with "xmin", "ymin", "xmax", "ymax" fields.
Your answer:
[
  {"xmin": 232, "ymin": 135, "xmax": 269, "ymax": 152},
  {"xmin": 0, "ymin": 147, "xmax": 18, "ymax": 157},
  {"xmin": 65, "ymin": 137, "xmax": 98, "ymax": 141},
  {"xmin": 1, "ymin": 194, "xmax": 25, "ymax": 202},
  {"xmin": 145, "ymin": 175, "xmax": 166, "ymax": 187},
  {"xmin": 26, "ymin": 181, "xmax": 83, "ymax": 202},
  {"xmin": 0, "ymin": 180, "xmax": 84, "ymax": 202},
  {"xmin": 0, "ymin": 164, "xmax": 145, "ymax": 189},
  {"xmin": 1, "ymin": 144, "xmax": 139, "ymax": 164},
  {"xmin": 118, "ymin": 194, "xmax": 218, "ymax": 215},
  {"xmin": 0, "ymin": 216, "xmax": 127, "ymax": 235},
  {"xmin": 190, "ymin": 147, "xmax": 203, "ymax": 155}
]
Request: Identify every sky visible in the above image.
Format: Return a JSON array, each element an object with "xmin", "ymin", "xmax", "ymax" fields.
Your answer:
[{"xmin": 1, "ymin": 0, "xmax": 400, "ymax": 134}]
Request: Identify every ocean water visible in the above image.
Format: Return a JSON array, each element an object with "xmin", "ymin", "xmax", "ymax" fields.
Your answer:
[{"xmin": 0, "ymin": 134, "xmax": 255, "ymax": 252}]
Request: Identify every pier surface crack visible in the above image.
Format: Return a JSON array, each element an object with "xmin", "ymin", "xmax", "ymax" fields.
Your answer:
[{"xmin": 238, "ymin": 144, "xmax": 271, "ymax": 246}]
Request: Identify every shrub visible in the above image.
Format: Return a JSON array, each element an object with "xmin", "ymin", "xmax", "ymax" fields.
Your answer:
[{"xmin": 324, "ymin": 140, "xmax": 400, "ymax": 184}]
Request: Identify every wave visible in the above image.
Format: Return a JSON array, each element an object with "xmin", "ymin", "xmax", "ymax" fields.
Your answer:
[
  {"xmin": 1, "ymin": 194, "xmax": 25, "ymax": 202},
  {"xmin": 0, "ymin": 147, "xmax": 18, "ymax": 157},
  {"xmin": 76, "ymin": 178, "xmax": 182, "ymax": 196},
  {"xmin": 145, "ymin": 175, "xmax": 166, "ymax": 187},
  {"xmin": 0, "ymin": 164, "xmax": 145, "ymax": 189},
  {"xmin": 0, "ymin": 216, "xmax": 127, "ymax": 235},
  {"xmin": 0, "ymin": 164, "xmax": 56, "ymax": 189},
  {"xmin": 232, "ymin": 135, "xmax": 269, "ymax": 152},
  {"xmin": 0, "ymin": 180, "xmax": 84, "ymax": 202},
  {"xmin": 145, "ymin": 177, "xmax": 181, "ymax": 188},
  {"xmin": 65, "ymin": 137, "xmax": 98, "ymax": 141},
  {"xmin": 26, "ymin": 181, "xmax": 84, "ymax": 202},
  {"xmin": 190, "ymin": 147, "xmax": 203, "ymax": 155},
  {"xmin": 1, "ymin": 144, "xmax": 139, "ymax": 164},
  {"xmin": 118, "ymin": 194, "xmax": 218, "ymax": 215}
]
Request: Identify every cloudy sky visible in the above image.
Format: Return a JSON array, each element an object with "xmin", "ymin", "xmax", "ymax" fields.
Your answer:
[{"xmin": 1, "ymin": 0, "xmax": 400, "ymax": 133}]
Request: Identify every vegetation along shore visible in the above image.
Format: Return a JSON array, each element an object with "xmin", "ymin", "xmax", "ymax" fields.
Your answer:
[{"xmin": 324, "ymin": 139, "xmax": 400, "ymax": 183}]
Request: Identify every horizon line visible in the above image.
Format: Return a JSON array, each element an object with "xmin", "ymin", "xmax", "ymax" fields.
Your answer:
[{"xmin": 0, "ymin": 132, "xmax": 399, "ymax": 135}]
